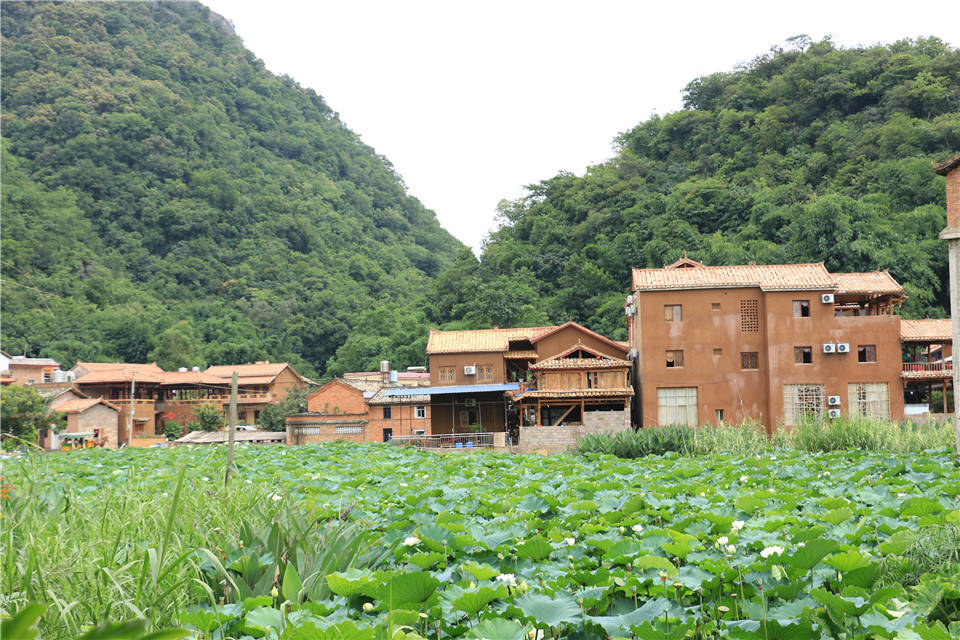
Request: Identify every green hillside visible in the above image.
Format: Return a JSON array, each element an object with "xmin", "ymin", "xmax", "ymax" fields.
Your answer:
[
  {"xmin": 436, "ymin": 37, "xmax": 960, "ymax": 340},
  {"xmin": 0, "ymin": 1, "xmax": 462, "ymax": 378}
]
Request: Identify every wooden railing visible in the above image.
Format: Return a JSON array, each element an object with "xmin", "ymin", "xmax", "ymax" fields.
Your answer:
[
  {"xmin": 902, "ymin": 362, "xmax": 953, "ymax": 373},
  {"xmin": 157, "ymin": 394, "xmax": 272, "ymax": 410}
]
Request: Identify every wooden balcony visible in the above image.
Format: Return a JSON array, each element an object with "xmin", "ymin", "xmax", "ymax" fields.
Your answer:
[
  {"xmin": 157, "ymin": 393, "xmax": 273, "ymax": 411},
  {"xmin": 902, "ymin": 362, "xmax": 954, "ymax": 379}
]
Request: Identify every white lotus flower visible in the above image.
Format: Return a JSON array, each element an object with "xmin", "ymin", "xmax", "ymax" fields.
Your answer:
[
  {"xmin": 403, "ymin": 536, "xmax": 421, "ymax": 546},
  {"xmin": 631, "ymin": 524, "xmax": 643, "ymax": 533},
  {"xmin": 725, "ymin": 544, "xmax": 736, "ymax": 555},
  {"xmin": 739, "ymin": 475, "xmax": 749, "ymax": 482},
  {"xmin": 731, "ymin": 520, "xmax": 745, "ymax": 531},
  {"xmin": 760, "ymin": 545, "xmax": 785, "ymax": 558},
  {"xmin": 271, "ymin": 493, "xmax": 282, "ymax": 502},
  {"xmin": 497, "ymin": 573, "xmax": 517, "ymax": 586},
  {"xmin": 717, "ymin": 536, "xmax": 729, "ymax": 545},
  {"xmin": 363, "ymin": 602, "xmax": 374, "ymax": 612},
  {"xmin": 564, "ymin": 537, "xmax": 576, "ymax": 546}
]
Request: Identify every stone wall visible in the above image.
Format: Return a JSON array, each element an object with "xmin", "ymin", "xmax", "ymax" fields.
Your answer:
[{"xmin": 517, "ymin": 408, "xmax": 630, "ymax": 455}]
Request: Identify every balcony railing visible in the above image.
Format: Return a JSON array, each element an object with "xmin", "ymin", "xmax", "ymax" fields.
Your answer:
[
  {"xmin": 158, "ymin": 394, "xmax": 273, "ymax": 409},
  {"xmin": 389, "ymin": 432, "xmax": 495, "ymax": 449},
  {"xmin": 902, "ymin": 362, "xmax": 954, "ymax": 378}
]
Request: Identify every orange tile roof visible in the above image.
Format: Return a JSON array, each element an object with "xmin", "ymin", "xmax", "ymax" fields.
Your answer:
[
  {"xmin": 833, "ymin": 272, "xmax": 905, "ymax": 296},
  {"xmin": 75, "ymin": 361, "xmax": 164, "ymax": 374},
  {"xmin": 426, "ymin": 327, "xmax": 554, "ymax": 354},
  {"xmin": 632, "ymin": 262, "xmax": 906, "ymax": 297},
  {"xmin": 632, "ymin": 262, "xmax": 835, "ymax": 291},
  {"xmin": 54, "ymin": 398, "xmax": 120, "ymax": 413},
  {"xmin": 205, "ymin": 362, "xmax": 315, "ymax": 384},
  {"xmin": 901, "ymin": 319, "xmax": 953, "ymax": 343},
  {"xmin": 74, "ymin": 368, "xmax": 167, "ymax": 384},
  {"xmin": 933, "ymin": 154, "xmax": 960, "ymax": 176},
  {"xmin": 158, "ymin": 371, "xmax": 232, "ymax": 386}
]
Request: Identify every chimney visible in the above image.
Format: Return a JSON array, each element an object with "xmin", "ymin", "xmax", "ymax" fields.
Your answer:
[{"xmin": 936, "ymin": 155, "xmax": 960, "ymax": 232}]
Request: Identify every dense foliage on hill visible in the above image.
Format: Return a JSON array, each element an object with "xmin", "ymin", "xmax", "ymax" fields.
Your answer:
[
  {"xmin": 435, "ymin": 37, "xmax": 960, "ymax": 340},
  {"xmin": 0, "ymin": 1, "xmax": 461, "ymax": 378}
]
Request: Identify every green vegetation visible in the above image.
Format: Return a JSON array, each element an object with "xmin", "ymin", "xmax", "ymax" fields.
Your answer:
[
  {"xmin": 0, "ymin": 385, "xmax": 59, "ymax": 450},
  {"xmin": 3, "ymin": 443, "xmax": 960, "ymax": 638},
  {"xmin": 453, "ymin": 37, "xmax": 960, "ymax": 339},
  {"xmin": 577, "ymin": 417, "xmax": 955, "ymax": 457},
  {"xmin": 0, "ymin": 2, "xmax": 461, "ymax": 378}
]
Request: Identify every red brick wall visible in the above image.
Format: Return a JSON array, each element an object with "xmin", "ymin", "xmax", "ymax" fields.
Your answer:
[
  {"xmin": 306, "ymin": 380, "xmax": 367, "ymax": 415},
  {"xmin": 369, "ymin": 403, "xmax": 431, "ymax": 440},
  {"xmin": 947, "ymin": 165, "xmax": 959, "ymax": 227}
]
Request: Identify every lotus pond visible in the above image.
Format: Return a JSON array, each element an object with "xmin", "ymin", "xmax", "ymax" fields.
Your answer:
[{"xmin": 2, "ymin": 443, "xmax": 960, "ymax": 639}]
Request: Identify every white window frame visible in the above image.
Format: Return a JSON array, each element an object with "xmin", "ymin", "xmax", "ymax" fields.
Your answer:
[
  {"xmin": 415, "ymin": 405, "xmax": 426, "ymax": 419},
  {"xmin": 657, "ymin": 387, "xmax": 698, "ymax": 426},
  {"xmin": 783, "ymin": 384, "xmax": 825, "ymax": 425},
  {"xmin": 336, "ymin": 425, "xmax": 363, "ymax": 435},
  {"xmin": 848, "ymin": 382, "xmax": 889, "ymax": 421}
]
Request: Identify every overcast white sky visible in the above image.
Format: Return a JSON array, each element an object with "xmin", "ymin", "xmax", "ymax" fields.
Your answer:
[{"xmin": 202, "ymin": 0, "xmax": 956, "ymax": 252}]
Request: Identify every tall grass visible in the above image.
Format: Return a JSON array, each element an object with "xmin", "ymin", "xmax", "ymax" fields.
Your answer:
[
  {"xmin": 0, "ymin": 448, "xmax": 386, "ymax": 639},
  {"xmin": 576, "ymin": 416, "xmax": 954, "ymax": 458}
]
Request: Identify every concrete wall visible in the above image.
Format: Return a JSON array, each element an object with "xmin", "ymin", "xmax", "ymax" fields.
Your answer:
[
  {"xmin": 429, "ymin": 352, "xmax": 507, "ymax": 386},
  {"xmin": 517, "ymin": 408, "xmax": 630, "ymax": 454}
]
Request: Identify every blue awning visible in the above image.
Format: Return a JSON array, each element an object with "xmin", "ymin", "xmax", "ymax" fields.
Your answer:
[{"xmin": 383, "ymin": 383, "xmax": 519, "ymax": 397}]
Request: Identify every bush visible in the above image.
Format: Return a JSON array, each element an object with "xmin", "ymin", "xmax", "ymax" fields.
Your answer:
[
  {"xmin": 576, "ymin": 425, "xmax": 691, "ymax": 458},
  {"xmin": 683, "ymin": 420, "xmax": 773, "ymax": 456},
  {"xmin": 185, "ymin": 403, "xmax": 225, "ymax": 432}
]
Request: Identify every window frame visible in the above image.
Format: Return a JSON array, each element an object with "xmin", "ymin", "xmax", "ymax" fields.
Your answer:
[
  {"xmin": 382, "ymin": 406, "xmax": 392, "ymax": 419},
  {"xmin": 848, "ymin": 382, "xmax": 889, "ymax": 420},
  {"xmin": 794, "ymin": 346, "xmax": 812, "ymax": 364},
  {"xmin": 740, "ymin": 352, "xmax": 759, "ymax": 370},
  {"xmin": 858, "ymin": 345, "xmax": 877, "ymax": 363},
  {"xmin": 415, "ymin": 405, "xmax": 426, "ymax": 419},
  {"xmin": 664, "ymin": 304, "xmax": 682, "ymax": 322},
  {"xmin": 665, "ymin": 349, "xmax": 684, "ymax": 368},
  {"xmin": 783, "ymin": 383, "xmax": 825, "ymax": 425},
  {"xmin": 657, "ymin": 387, "xmax": 698, "ymax": 426},
  {"xmin": 793, "ymin": 300, "xmax": 810, "ymax": 318}
]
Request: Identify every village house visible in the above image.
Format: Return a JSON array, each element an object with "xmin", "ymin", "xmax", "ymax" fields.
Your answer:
[
  {"xmin": 626, "ymin": 258, "xmax": 907, "ymax": 431},
  {"xmin": 286, "ymin": 371, "xmax": 430, "ymax": 445},
  {"xmin": 6, "ymin": 356, "xmax": 62, "ymax": 386},
  {"xmin": 900, "ymin": 319, "xmax": 953, "ymax": 416}
]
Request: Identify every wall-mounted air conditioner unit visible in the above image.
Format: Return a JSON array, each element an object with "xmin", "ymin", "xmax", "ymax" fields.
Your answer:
[
  {"xmin": 624, "ymin": 304, "xmax": 637, "ymax": 317},
  {"xmin": 823, "ymin": 343, "xmax": 836, "ymax": 354},
  {"xmin": 827, "ymin": 409, "xmax": 841, "ymax": 419},
  {"xmin": 822, "ymin": 293, "xmax": 835, "ymax": 304},
  {"xmin": 836, "ymin": 343, "xmax": 850, "ymax": 353},
  {"xmin": 627, "ymin": 348, "xmax": 639, "ymax": 362},
  {"xmin": 828, "ymin": 396, "xmax": 841, "ymax": 406},
  {"xmin": 414, "ymin": 429, "xmax": 425, "ymax": 436},
  {"xmin": 625, "ymin": 295, "xmax": 634, "ymax": 306},
  {"xmin": 465, "ymin": 398, "xmax": 477, "ymax": 407},
  {"xmin": 464, "ymin": 365, "xmax": 476, "ymax": 375}
]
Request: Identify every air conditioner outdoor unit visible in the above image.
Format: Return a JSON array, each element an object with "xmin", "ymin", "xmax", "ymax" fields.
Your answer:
[
  {"xmin": 624, "ymin": 304, "xmax": 637, "ymax": 317},
  {"xmin": 828, "ymin": 396, "xmax": 841, "ymax": 406},
  {"xmin": 465, "ymin": 398, "xmax": 477, "ymax": 407},
  {"xmin": 823, "ymin": 343, "xmax": 836, "ymax": 354},
  {"xmin": 414, "ymin": 429, "xmax": 425, "ymax": 436},
  {"xmin": 836, "ymin": 343, "xmax": 850, "ymax": 353},
  {"xmin": 822, "ymin": 293, "xmax": 835, "ymax": 304},
  {"xmin": 464, "ymin": 365, "xmax": 476, "ymax": 375},
  {"xmin": 828, "ymin": 409, "xmax": 841, "ymax": 419}
]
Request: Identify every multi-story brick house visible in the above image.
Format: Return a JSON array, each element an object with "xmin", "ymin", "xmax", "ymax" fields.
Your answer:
[
  {"xmin": 382, "ymin": 322, "xmax": 631, "ymax": 438},
  {"xmin": 626, "ymin": 259, "xmax": 907, "ymax": 430},
  {"xmin": 7, "ymin": 356, "xmax": 61, "ymax": 385},
  {"xmin": 286, "ymin": 377, "xmax": 430, "ymax": 444}
]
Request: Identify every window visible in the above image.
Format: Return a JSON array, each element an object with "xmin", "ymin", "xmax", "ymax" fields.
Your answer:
[
  {"xmin": 712, "ymin": 303, "xmax": 721, "ymax": 311},
  {"xmin": 43, "ymin": 371, "xmax": 52, "ymax": 382},
  {"xmin": 459, "ymin": 409, "xmax": 478, "ymax": 427},
  {"xmin": 793, "ymin": 300, "xmax": 810, "ymax": 317},
  {"xmin": 848, "ymin": 383, "xmax": 889, "ymax": 420},
  {"xmin": 716, "ymin": 409, "xmax": 724, "ymax": 423},
  {"xmin": 415, "ymin": 406, "xmax": 426, "ymax": 419},
  {"xmin": 741, "ymin": 352, "xmax": 759, "ymax": 370},
  {"xmin": 794, "ymin": 346, "xmax": 812, "ymax": 364},
  {"xmin": 477, "ymin": 365, "xmax": 494, "ymax": 381},
  {"xmin": 713, "ymin": 348, "xmax": 723, "ymax": 357},
  {"xmin": 740, "ymin": 299, "xmax": 759, "ymax": 332},
  {"xmin": 440, "ymin": 367, "xmax": 455, "ymax": 382},
  {"xmin": 783, "ymin": 384, "xmax": 825, "ymax": 425},
  {"xmin": 383, "ymin": 407, "xmax": 392, "ymax": 419},
  {"xmin": 664, "ymin": 304, "xmax": 682, "ymax": 322},
  {"xmin": 665, "ymin": 350, "xmax": 684, "ymax": 368},
  {"xmin": 657, "ymin": 387, "xmax": 698, "ymax": 426},
  {"xmin": 336, "ymin": 425, "xmax": 363, "ymax": 435},
  {"xmin": 858, "ymin": 345, "xmax": 876, "ymax": 363}
]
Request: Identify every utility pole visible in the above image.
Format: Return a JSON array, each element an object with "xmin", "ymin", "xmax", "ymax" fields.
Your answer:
[
  {"xmin": 935, "ymin": 154, "xmax": 960, "ymax": 455},
  {"xmin": 225, "ymin": 371, "xmax": 238, "ymax": 488},
  {"xmin": 127, "ymin": 373, "xmax": 135, "ymax": 447}
]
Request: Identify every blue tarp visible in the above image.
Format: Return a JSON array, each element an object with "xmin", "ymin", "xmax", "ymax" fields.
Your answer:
[{"xmin": 383, "ymin": 383, "xmax": 519, "ymax": 397}]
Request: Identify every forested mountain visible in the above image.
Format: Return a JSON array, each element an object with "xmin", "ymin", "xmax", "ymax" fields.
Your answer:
[
  {"xmin": 0, "ymin": 1, "xmax": 462, "ymax": 378},
  {"xmin": 3, "ymin": 5, "xmax": 958, "ymax": 378},
  {"xmin": 432, "ymin": 37, "xmax": 960, "ymax": 341}
]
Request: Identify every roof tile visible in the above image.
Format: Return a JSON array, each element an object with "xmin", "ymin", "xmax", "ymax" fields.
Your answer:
[{"xmin": 901, "ymin": 318, "xmax": 953, "ymax": 343}]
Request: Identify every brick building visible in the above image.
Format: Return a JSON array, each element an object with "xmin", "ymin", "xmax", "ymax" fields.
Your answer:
[{"xmin": 626, "ymin": 259, "xmax": 907, "ymax": 430}]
